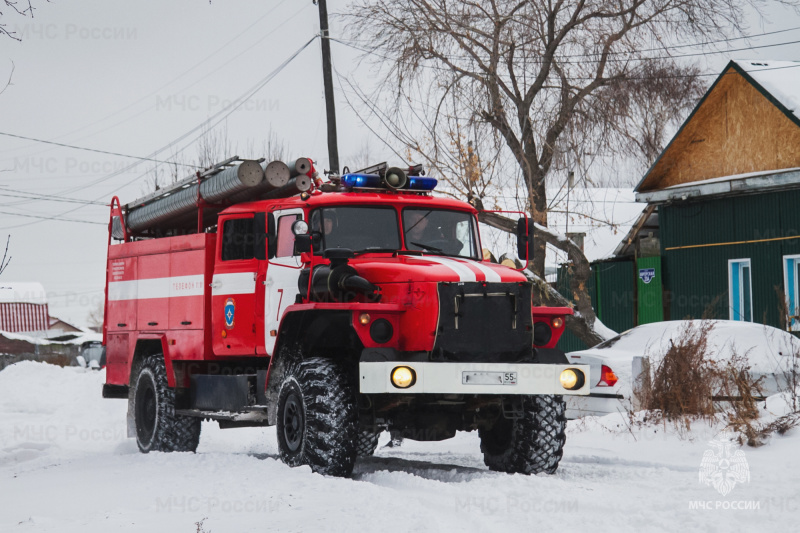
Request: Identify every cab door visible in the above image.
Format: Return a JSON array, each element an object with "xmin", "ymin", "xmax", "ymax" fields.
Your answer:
[
  {"xmin": 212, "ymin": 213, "xmax": 263, "ymax": 356},
  {"xmin": 265, "ymin": 208, "xmax": 304, "ymax": 354}
]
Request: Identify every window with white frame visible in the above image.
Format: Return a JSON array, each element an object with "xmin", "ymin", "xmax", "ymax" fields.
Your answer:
[
  {"xmin": 728, "ymin": 259, "xmax": 753, "ymax": 322},
  {"xmin": 783, "ymin": 255, "xmax": 800, "ymax": 331}
]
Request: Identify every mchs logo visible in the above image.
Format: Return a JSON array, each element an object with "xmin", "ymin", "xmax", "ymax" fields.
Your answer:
[
  {"xmin": 224, "ymin": 298, "xmax": 235, "ymax": 329},
  {"xmin": 699, "ymin": 432, "xmax": 750, "ymax": 496}
]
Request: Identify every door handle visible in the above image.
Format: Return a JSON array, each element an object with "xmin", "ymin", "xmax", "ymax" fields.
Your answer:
[{"xmin": 210, "ymin": 281, "xmax": 222, "ymax": 289}]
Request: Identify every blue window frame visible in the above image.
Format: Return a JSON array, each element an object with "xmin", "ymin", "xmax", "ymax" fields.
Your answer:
[
  {"xmin": 728, "ymin": 259, "xmax": 752, "ymax": 322},
  {"xmin": 783, "ymin": 255, "xmax": 800, "ymax": 331}
]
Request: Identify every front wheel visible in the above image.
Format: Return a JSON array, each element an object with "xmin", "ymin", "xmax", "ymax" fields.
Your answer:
[
  {"xmin": 479, "ymin": 395, "xmax": 566, "ymax": 475},
  {"xmin": 276, "ymin": 358, "xmax": 358, "ymax": 477},
  {"xmin": 131, "ymin": 354, "xmax": 201, "ymax": 453}
]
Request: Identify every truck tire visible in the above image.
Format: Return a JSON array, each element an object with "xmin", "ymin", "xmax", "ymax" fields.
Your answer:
[
  {"xmin": 276, "ymin": 357, "xmax": 358, "ymax": 477},
  {"xmin": 356, "ymin": 431, "xmax": 380, "ymax": 457},
  {"xmin": 131, "ymin": 354, "xmax": 201, "ymax": 453},
  {"xmin": 479, "ymin": 395, "xmax": 566, "ymax": 475}
]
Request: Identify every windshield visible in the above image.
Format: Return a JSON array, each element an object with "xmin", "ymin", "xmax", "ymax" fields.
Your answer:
[
  {"xmin": 309, "ymin": 205, "xmax": 480, "ymax": 258},
  {"xmin": 311, "ymin": 206, "xmax": 401, "ymax": 253},
  {"xmin": 403, "ymin": 208, "xmax": 479, "ymax": 259}
]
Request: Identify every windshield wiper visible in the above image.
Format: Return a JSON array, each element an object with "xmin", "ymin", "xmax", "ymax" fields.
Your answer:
[
  {"xmin": 409, "ymin": 241, "xmax": 444, "ymax": 253},
  {"xmin": 356, "ymin": 247, "xmax": 397, "ymax": 253}
]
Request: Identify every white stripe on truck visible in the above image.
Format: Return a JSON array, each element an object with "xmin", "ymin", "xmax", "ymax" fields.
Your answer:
[
  {"xmin": 107, "ymin": 274, "xmax": 205, "ymax": 301},
  {"xmin": 414, "ymin": 256, "xmax": 477, "ymax": 282},
  {"xmin": 210, "ymin": 272, "xmax": 256, "ymax": 295}
]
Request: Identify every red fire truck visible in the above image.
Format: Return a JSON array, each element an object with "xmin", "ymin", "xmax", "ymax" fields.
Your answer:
[{"xmin": 102, "ymin": 158, "xmax": 588, "ymax": 477}]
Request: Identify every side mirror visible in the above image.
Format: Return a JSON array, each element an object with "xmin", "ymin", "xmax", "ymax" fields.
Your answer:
[
  {"xmin": 516, "ymin": 217, "xmax": 535, "ymax": 264},
  {"xmin": 293, "ymin": 220, "xmax": 313, "ymax": 254}
]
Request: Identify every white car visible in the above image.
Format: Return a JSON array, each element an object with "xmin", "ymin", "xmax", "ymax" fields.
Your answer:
[{"xmin": 564, "ymin": 320, "xmax": 800, "ymax": 419}]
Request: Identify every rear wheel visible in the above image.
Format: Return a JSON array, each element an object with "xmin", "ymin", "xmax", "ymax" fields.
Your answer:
[
  {"xmin": 479, "ymin": 395, "xmax": 566, "ymax": 474},
  {"xmin": 276, "ymin": 357, "xmax": 358, "ymax": 477},
  {"xmin": 131, "ymin": 355, "xmax": 201, "ymax": 453}
]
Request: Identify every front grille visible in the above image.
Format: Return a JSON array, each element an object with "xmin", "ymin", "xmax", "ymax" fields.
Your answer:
[{"xmin": 431, "ymin": 282, "xmax": 533, "ymax": 363}]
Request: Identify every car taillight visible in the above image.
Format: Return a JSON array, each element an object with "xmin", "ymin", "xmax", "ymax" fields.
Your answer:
[{"xmin": 597, "ymin": 365, "xmax": 618, "ymax": 387}]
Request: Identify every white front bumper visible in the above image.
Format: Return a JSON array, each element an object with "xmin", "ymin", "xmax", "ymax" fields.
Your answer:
[{"xmin": 359, "ymin": 362, "xmax": 590, "ymax": 395}]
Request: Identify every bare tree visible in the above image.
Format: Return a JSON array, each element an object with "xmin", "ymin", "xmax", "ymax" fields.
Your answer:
[
  {"xmin": 347, "ymin": 0, "xmax": 789, "ymax": 345},
  {"xmin": 0, "ymin": 61, "xmax": 13, "ymax": 95},
  {"xmin": 0, "ymin": 235, "xmax": 11, "ymax": 276},
  {"xmin": 87, "ymin": 299, "xmax": 103, "ymax": 330},
  {"xmin": 1, "ymin": 0, "xmax": 47, "ymax": 40}
]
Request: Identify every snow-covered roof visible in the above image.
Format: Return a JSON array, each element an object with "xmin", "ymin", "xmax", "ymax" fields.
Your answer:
[
  {"xmin": 0, "ymin": 282, "xmax": 47, "ymax": 305},
  {"xmin": 636, "ymin": 167, "xmax": 800, "ymax": 204},
  {"xmin": 733, "ymin": 59, "xmax": 800, "ymax": 123}
]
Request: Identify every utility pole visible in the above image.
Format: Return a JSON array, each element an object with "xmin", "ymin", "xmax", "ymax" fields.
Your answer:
[{"xmin": 315, "ymin": 0, "xmax": 339, "ymax": 173}]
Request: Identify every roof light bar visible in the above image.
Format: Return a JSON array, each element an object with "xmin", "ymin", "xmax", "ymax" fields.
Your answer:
[
  {"xmin": 339, "ymin": 172, "xmax": 438, "ymax": 192},
  {"xmin": 341, "ymin": 173, "xmax": 382, "ymax": 188},
  {"xmin": 408, "ymin": 176, "xmax": 438, "ymax": 191}
]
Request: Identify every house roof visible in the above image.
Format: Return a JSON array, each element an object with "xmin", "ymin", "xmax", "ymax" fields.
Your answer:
[
  {"xmin": 636, "ymin": 167, "xmax": 800, "ymax": 204},
  {"xmin": 0, "ymin": 282, "xmax": 47, "ymax": 305},
  {"xmin": 734, "ymin": 59, "xmax": 800, "ymax": 125},
  {"xmin": 634, "ymin": 59, "xmax": 800, "ymax": 193}
]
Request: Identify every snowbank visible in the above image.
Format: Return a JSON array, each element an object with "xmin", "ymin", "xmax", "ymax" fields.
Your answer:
[{"xmin": 1, "ymin": 361, "xmax": 798, "ymax": 532}]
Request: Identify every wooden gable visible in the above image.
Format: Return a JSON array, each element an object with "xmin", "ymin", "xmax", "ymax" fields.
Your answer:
[{"xmin": 635, "ymin": 62, "xmax": 800, "ymax": 192}]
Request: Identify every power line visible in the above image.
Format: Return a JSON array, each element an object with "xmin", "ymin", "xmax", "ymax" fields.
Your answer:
[
  {"xmin": 0, "ymin": 188, "xmax": 106, "ymax": 206},
  {"xmin": 0, "ymin": 36, "xmax": 318, "ymax": 230},
  {"xmin": 0, "ymin": 132, "xmax": 201, "ymax": 168},
  {"xmin": 0, "ymin": 209, "xmax": 104, "ymax": 225},
  {"xmin": 0, "ymin": 0, "xmax": 298, "ymax": 157},
  {"xmin": 339, "ymin": 24, "xmax": 800, "ymax": 61},
  {"xmin": 333, "ymin": 38, "xmax": 800, "ymax": 80}
]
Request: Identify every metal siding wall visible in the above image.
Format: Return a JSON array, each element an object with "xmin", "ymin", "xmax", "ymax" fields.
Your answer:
[
  {"xmin": 0, "ymin": 302, "xmax": 49, "ymax": 332},
  {"xmin": 661, "ymin": 191, "xmax": 792, "ymax": 325},
  {"xmin": 555, "ymin": 260, "xmax": 635, "ymax": 353},
  {"xmin": 595, "ymin": 260, "xmax": 636, "ymax": 333},
  {"xmin": 636, "ymin": 256, "xmax": 664, "ymax": 324}
]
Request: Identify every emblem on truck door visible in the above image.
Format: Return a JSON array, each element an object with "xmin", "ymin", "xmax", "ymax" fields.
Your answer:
[{"xmin": 224, "ymin": 298, "xmax": 235, "ymax": 329}]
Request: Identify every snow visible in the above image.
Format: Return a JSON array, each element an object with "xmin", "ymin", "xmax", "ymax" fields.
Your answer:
[
  {"xmin": 587, "ymin": 320, "xmax": 800, "ymax": 370},
  {"xmin": 0, "ymin": 329, "xmax": 102, "ymax": 346},
  {"xmin": 733, "ymin": 59, "xmax": 800, "ymax": 121},
  {"xmin": 591, "ymin": 317, "xmax": 618, "ymax": 340},
  {"xmin": 664, "ymin": 167, "xmax": 800, "ymax": 190},
  {"xmin": 2, "ymin": 361, "xmax": 799, "ymax": 532},
  {"xmin": 0, "ymin": 282, "xmax": 47, "ymax": 305}
]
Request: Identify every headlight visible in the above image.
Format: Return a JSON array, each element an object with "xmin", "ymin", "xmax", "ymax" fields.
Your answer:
[
  {"xmin": 559, "ymin": 368, "xmax": 585, "ymax": 390},
  {"xmin": 391, "ymin": 366, "xmax": 416, "ymax": 388}
]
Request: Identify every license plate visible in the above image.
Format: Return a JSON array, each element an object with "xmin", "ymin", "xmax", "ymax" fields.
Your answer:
[{"xmin": 462, "ymin": 371, "xmax": 517, "ymax": 386}]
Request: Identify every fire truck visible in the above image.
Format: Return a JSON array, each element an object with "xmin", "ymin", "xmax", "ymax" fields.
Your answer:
[{"xmin": 102, "ymin": 157, "xmax": 589, "ymax": 477}]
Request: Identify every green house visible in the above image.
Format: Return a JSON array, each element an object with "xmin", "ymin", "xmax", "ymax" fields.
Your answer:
[{"xmin": 557, "ymin": 59, "xmax": 800, "ymax": 352}]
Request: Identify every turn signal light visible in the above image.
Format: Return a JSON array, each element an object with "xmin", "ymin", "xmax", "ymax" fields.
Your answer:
[
  {"xmin": 551, "ymin": 316, "xmax": 564, "ymax": 329},
  {"xmin": 598, "ymin": 365, "xmax": 618, "ymax": 387},
  {"xmin": 391, "ymin": 366, "xmax": 416, "ymax": 389},
  {"xmin": 359, "ymin": 313, "xmax": 371, "ymax": 325},
  {"xmin": 559, "ymin": 368, "xmax": 585, "ymax": 391}
]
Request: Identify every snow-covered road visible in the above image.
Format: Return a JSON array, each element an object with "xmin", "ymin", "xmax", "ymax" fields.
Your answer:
[{"xmin": 1, "ymin": 362, "xmax": 797, "ymax": 532}]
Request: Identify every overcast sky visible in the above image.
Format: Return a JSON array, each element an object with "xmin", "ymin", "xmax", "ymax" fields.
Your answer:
[{"xmin": 0, "ymin": 0, "xmax": 799, "ymax": 326}]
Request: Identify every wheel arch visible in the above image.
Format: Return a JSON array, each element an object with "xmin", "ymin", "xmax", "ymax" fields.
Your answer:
[
  {"xmin": 130, "ymin": 335, "xmax": 174, "ymax": 387},
  {"xmin": 265, "ymin": 309, "xmax": 363, "ymax": 425}
]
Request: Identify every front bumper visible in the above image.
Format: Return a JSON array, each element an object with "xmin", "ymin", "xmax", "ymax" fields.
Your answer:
[{"xmin": 359, "ymin": 362, "xmax": 590, "ymax": 395}]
